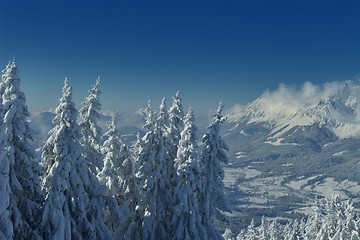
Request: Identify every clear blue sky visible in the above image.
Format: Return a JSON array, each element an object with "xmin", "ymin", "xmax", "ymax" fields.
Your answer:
[{"xmin": 1, "ymin": 0, "xmax": 360, "ymax": 113}]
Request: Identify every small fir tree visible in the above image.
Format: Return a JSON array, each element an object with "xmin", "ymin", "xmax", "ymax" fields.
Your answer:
[
  {"xmin": 245, "ymin": 220, "xmax": 256, "ymax": 240},
  {"xmin": 258, "ymin": 216, "xmax": 269, "ymax": 240},
  {"xmin": 222, "ymin": 228, "xmax": 235, "ymax": 240}
]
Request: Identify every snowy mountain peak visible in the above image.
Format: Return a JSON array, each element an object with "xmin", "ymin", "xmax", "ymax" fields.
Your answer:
[{"xmin": 227, "ymin": 81, "xmax": 360, "ymax": 138}]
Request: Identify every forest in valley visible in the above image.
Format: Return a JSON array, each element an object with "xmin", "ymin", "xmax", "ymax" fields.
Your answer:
[{"xmin": 2, "ymin": 60, "xmax": 360, "ymax": 240}]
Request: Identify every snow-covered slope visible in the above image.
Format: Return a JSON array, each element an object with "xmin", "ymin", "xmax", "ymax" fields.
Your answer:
[
  {"xmin": 227, "ymin": 81, "xmax": 360, "ymax": 139},
  {"xmin": 222, "ymin": 81, "xmax": 360, "ymax": 227}
]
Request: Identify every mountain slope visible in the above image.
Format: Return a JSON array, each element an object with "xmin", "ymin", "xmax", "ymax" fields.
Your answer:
[
  {"xmin": 223, "ymin": 81, "xmax": 360, "ymax": 227},
  {"xmin": 227, "ymin": 81, "xmax": 360, "ymax": 139}
]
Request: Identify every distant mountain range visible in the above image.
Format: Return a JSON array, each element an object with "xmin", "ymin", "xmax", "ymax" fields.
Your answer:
[
  {"xmin": 227, "ymin": 81, "xmax": 360, "ymax": 139},
  {"xmin": 223, "ymin": 81, "xmax": 360, "ymax": 227}
]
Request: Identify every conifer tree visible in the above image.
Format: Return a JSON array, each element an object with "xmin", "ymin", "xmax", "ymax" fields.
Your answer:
[
  {"xmin": 0, "ymin": 85, "xmax": 13, "ymax": 239},
  {"xmin": 98, "ymin": 116, "xmax": 130, "ymax": 201},
  {"xmin": 121, "ymin": 132, "xmax": 143, "ymax": 239},
  {"xmin": 268, "ymin": 220, "xmax": 281, "ymax": 240},
  {"xmin": 235, "ymin": 229, "xmax": 246, "ymax": 240},
  {"xmin": 157, "ymin": 97, "xmax": 178, "ymax": 233},
  {"xmin": 166, "ymin": 92, "xmax": 185, "ymax": 227},
  {"xmin": 168, "ymin": 91, "xmax": 184, "ymax": 157},
  {"xmin": 258, "ymin": 216, "xmax": 269, "ymax": 240},
  {"xmin": 222, "ymin": 228, "xmax": 235, "ymax": 240},
  {"xmin": 167, "ymin": 92, "xmax": 184, "ymax": 183},
  {"xmin": 41, "ymin": 79, "xmax": 114, "ymax": 240},
  {"xmin": 79, "ymin": 77, "xmax": 103, "ymax": 174},
  {"xmin": 245, "ymin": 220, "xmax": 256, "ymax": 240},
  {"xmin": 198, "ymin": 102, "xmax": 231, "ymax": 239},
  {"xmin": 1, "ymin": 60, "xmax": 43, "ymax": 239},
  {"xmin": 133, "ymin": 100, "xmax": 169, "ymax": 239},
  {"xmin": 171, "ymin": 108, "xmax": 204, "ymax": 239},
  {"xmin": 97, "ymin": 116, "xmax": 135, "ymax": 238}
]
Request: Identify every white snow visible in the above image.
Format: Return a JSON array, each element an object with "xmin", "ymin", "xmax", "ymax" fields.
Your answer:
[
  {"xmin": 282, "ymin": 163, "xmax": 293, "ymax": 167},
  {"xmin": 332, "ymin": 150, "xmax": 348, "ymax": 156},
  {"xmin": 226, "ymin": 81, "xmax": 360, "ymax": 139},
  {"xmin": 235, "ymin": 151, "xmax": 246, "ymax": 159}
]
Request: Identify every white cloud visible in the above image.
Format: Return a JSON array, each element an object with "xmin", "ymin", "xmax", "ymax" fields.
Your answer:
[
  {"xmin": 225, "ymin": 103, "xmax": 244, "ymax": 115},
  {"xmin": 229, "ymin": 80, "xmax": 360, "ymax": 116}
]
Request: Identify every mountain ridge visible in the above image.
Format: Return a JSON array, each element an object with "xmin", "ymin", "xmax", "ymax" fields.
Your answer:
[{"xmin": 226, "ymin": 81, "xmax": 360, "ymax": 139}]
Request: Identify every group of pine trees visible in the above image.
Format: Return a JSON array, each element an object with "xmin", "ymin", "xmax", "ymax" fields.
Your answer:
[
  {"xmin": 0, "ymin": 60, "xmax": 231, "ymax": 240},
  {"xmin": 223, "ymin": 195, "xmax": 360, "ymax": 240},
  {"xmin": 5, "ymin": 59, "xmax": 360, "ymax": 240}
]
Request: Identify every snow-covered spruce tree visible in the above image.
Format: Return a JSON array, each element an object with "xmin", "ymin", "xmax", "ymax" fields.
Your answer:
[
  {"xmin": 244, "ymin": 219, "xmax": 256, "ymax": 240},
  {"xmin": 168, "ymin": 91, "xmax": 184, "ymax": 155},
  {"xmin": 0, "ymin": 88, "xmax": 13, "ymax": 239},
  {"xmin": 121, "ymin": 132, "xmax": 143, "ymax": 239},
  {"xmin": 222, "ymin": 228, "xmax": 235, "ymax": 240},
  {"xmin": 1, "ymin": 60, "xmax": 43, "ymax": 239},
  {"xmin": 268, "ymin": 220, "xmax": 282, "ymax": 240},
  {"xmin": 167, "ymin": 91, "xmax": 184, "ymax": 179},
  {"xmin": 313, "ymin": 194, "xmax": 360, "ymax": 239},
  {"xmin": 98, "ymin": 115, "xmax": 130, "ymax": 203},
  {"xmin": 97, "ymin": 116, "xmax": 135, "ymax": 238},
  {"xmin": 157, "ymin": 97, "xmax": 179, "ymax": 233},
  {"xmin": 41, "ymin": 79, "xmax": 114, "ymax": 240},
  {"xmin": 198, "ymin": 102, "xmax": 231, "ymax": 239},
  {"xmin": 170, "ymin": 108, "xmax": 205, "ymax": 239},
  {"xmin": 132, "ymin": 100, "xmax": 169, "ymax": 239},
  {"xmin": 258, "ymin": 216, "xmax": 269, "ymax": 240},
  {"xmin": 235, "ymin": 229, "xmax": 246, "ymax": 240},
  {"xmin": 166, "ymin": 92, "xmax": 185, "ymax": 227},
  {"xmin": 127, "ymin": 101, "xmax": 155, "ymax": 239},
  {"xmin": 79, "ymin": 77, "xmax": 103, "ymax": 174},
  {"xmin": 235, "ymin": 194, "xmax": 360, "ymax": 240},
  {"xmin": 304, "ymin": 198, "xmax": 322, "ymax": 240}
]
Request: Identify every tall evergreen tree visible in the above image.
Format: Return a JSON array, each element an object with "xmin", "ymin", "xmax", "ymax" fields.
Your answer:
[
  {"xmin": 41, "ymin": 79, "xmax": 114, "ymax": 240},
  {"xmin": 258, "ymin": 216, "xmax": 269, "ymax": 240},
  {"xmin": 0, "ymin": 83, "xmax": 13, "ymax": 239},
  {"xmin": 79, "ymin": 77, "xmax": 103, "ymax": 174},
  {"xmin": 97, "ymin": 116, "xmax": 135, "ymax": 239},
  {"xmin": 133, "ymin": 100, "xmax": 169, "ymax": 239},
  {"xmin": 168, "ymin": 91, "xmax": 184, "ymax": 153},
  {"xmin": 244, "ymin": 220, "xmax": 256, "ymax": 240},
  {"xmin": 222, "ymin": 228, "xmax": 235, "ymax": 240},
  {"xmin": 98, "ymin": 116, "xmax": 130, "ymax": 202},
  {"xmin": 268, "ymin": 220, "xmax": 281, "ymax": 240},
  {"xmin": 1, "ymin": 60, "xmax": 43, "ymax": 239},
  {"xmin": 198, "ymin": 102, "xmax": 231, "ymax": 239},
  {"xmin": 167, "ymin": 92, "xmax": 184, "ymax": 183},
  {"xmin": 166, "ymin": 92, "xmax": 184, "ymax": 226},
  {"xmin": 171, "ymin": 108, "xmax": 205, "ymax": 240},
  {"xmin": 121, "ymin": 132, "xmax": 142, "ymax": 239},
  {"xmin": 157, "ymin": 97, "xmax": 178, "ymax": 233}
]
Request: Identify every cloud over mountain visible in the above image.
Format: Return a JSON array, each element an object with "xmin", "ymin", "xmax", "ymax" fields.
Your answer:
[{"xmin": 227, "ymin": 80, "xmax": 360, "ymax": 138}]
